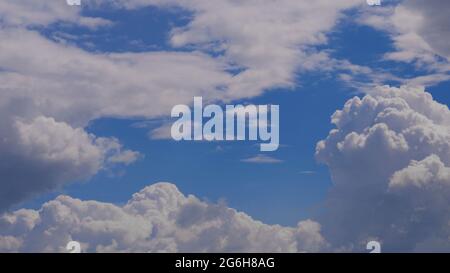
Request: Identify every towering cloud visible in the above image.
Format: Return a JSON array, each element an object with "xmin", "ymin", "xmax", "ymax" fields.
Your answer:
[{"xmin": 316, "ymin": 85, "xmax": 450, "ymax": 252}]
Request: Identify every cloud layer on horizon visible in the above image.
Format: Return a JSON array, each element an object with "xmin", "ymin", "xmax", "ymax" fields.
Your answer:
[{"xmin": 0, "ymin": 182, "xmax": 326, "ymax": 253}]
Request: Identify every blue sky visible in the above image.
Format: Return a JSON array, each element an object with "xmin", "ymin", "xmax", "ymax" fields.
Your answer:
[
  {"xmin": 18, "ymin": 4, "xmax": 449, "ymax": 227},
  {"xmin": 2, "ymin": 0, "xmax": 450, "ymax": 252}
]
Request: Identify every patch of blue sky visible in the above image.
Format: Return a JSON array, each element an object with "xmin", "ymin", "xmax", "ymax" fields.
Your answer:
[{"xmin": 36, "ymin": 6, "xmax": 191, "ymax": 53}]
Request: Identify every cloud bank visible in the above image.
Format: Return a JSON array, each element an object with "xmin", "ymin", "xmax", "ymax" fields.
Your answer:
[{"xmin": 0, "ymin": 183, "xmax": 326, "ymax": 253}]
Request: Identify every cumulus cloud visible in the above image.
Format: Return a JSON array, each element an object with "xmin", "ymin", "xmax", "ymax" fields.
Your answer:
[
  {"xmin": 389, "ymin": 154, "xmax": 450, "ymax": 190},
  {"xmin": 0, "ymin": 115, "xmax": 140, "ymax": 210},
  {"xmin": 0, "ymin": 183, "xmax": 326, "ymax": 253},
  {"xmin": 316, "ymin": 85, "xmax": 450, "ymax": 252},
  {"xmin": 359, "ymin": 0, "xmax": 450, "ymax": 85}
]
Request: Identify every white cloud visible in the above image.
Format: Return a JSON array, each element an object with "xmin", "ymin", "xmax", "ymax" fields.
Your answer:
[
  {"xmin": 14, "ymin": 116, "xmax": 103, "ymax": 169},
  {"xmin": 0, "ymin": 0, "xmax": 111, "ymax": 28},
  {"xmin": 157, "ymin": 0, "xmax": 363, "ymax": 99},
  {"xmin": 0, "ymin": 116, "xmax": 140, "ymax": 210},
  {"xmin": 0, "ymin": 28, "xmax": 233, "ymax": 127},
  {"xmin": 389, "ymin": 154, "xmax": 450, "ymax": 190},
  {"xmin": 86, "ymin": 0, "xmax": 364, "ymax": 99},
  {"xmin": 107, "ymin": 150, "xmax": 142, "ymax": 166},
  {"xmin": 401, "ymin": 0, "xmax": 450, "ymax": 60},
  {"xmin": 241, "ymin": 154, "xmax": 283, "ymax": 164},
  {"xmin": 0, "ymin": 183, "xmax": 326, "ymax": 252},
  {"xmin": 0, "ymin": 0, "xmax": 367, "ymax": 127},
  {"xmin": 359, "ymin": 0, "xmax": 450, "ymax": 81},
  {"xmin": 316, "ymin": 85, "xmax": 450, "ymax": 252},
  {"xmin": 148, "ymin": 123, "xmax": 174, "ymax": 140}
]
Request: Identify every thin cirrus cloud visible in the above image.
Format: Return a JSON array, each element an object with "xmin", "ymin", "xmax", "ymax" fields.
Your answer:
[
  {"xmin": 241, "ymin": 154, "xmax": 284, "ymax": 164},
  {"xmin": 299, "ymin": 171, "xmax": 316, "ymax": 175}
]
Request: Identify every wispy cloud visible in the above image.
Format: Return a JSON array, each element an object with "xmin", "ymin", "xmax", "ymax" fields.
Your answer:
[
  {"xmin": 241, "ymin": 154, "xmax": 283, "ymax": 164},
  {"xmin": 300, "ymin": 171, "xmax": 316, "ymax": 175}
]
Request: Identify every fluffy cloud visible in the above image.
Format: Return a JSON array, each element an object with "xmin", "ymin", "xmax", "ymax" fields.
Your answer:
[
  {"xmin": 0, "ymin": 183, "xmax": 326, "ymax": 252},
  {"xmin": 389, "ymin": 155, "xmax": 450, "ymax": 190},
  {"xmin": 0, "ymin": 115, "xmax": 139, "ymax": 210},
  {"xmin": 89, "ymin": 0, "xmax": 364, "ymax": 96},
  {"xmin": 359, "ymin": 0, "xmax": 450, "ymax": 85},
  {"xmin": 316, "ymin": 85, "xmax": 450, "ymax": 252},
  {"xmin": 0, "ymin": 0, "xmax": 78, "ymax": 26},
  {"xmin": 396, "ymin": 0, "xmax": 450, "ymax": 61},
  {"xmin": 0, "ymin": 28, "xmax": 232, "ymax": 127},
  {"xmin": 154, "ymin": 0, "xmax": 363, "ymax": 99}
]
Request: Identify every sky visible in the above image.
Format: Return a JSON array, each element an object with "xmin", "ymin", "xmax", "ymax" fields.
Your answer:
[{"xmin": 0, "ymin": 0, "xmax": 450, "ymax": 253}]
